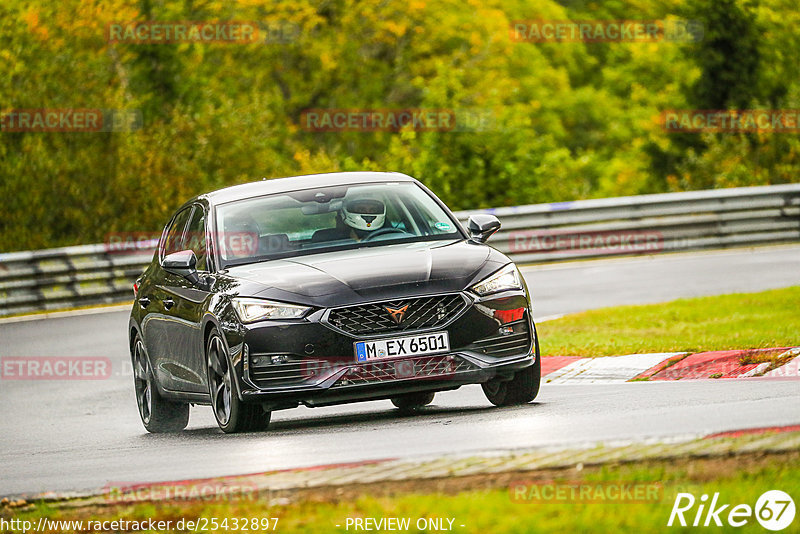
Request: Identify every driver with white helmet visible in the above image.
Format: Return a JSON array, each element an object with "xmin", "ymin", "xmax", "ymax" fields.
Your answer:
[{"xmin": 340, "ymin": 196, "xmax": 386, "ymax": 240}]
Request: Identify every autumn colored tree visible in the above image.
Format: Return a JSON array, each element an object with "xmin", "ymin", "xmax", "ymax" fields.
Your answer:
[{"xmin": 0, "ymin": 0, "xmax": 798, "ymax": 251}]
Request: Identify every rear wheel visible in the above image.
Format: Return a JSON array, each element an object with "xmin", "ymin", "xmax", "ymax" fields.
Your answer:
[
  {"xmin": 483, "ymin": 335, "xmax": 541, "ymax": 406},
  {"xmin": 391, "ymin": 391, "xmax": 435, "ymax": 412},
  {"xmin": 132, "ymin": 335, "xmax": 189, "ymax": 432},
  {"xmin": 206, "ymin": 328, "xmax": 271, "ymax": 433}
]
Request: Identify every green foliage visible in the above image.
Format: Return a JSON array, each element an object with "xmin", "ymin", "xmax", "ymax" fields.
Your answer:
[
  {"xmin": 685, "ymin": 0, "xmax": 763, "ymax": 110},
  {"xmin": 1, "ymin": 0, "xmax": 799, "ymax": 251}
]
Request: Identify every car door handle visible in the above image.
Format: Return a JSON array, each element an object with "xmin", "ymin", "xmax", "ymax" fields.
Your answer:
[
  {"xmin": 163, "ymin": 298, "xmax": 175, "ymax": 310},
  {"xmin": 138, "ymin": 297, "xmax": 151, "ymax": 309}
]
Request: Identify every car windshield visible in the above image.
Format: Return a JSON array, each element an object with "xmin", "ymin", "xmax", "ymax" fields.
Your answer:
[{"xmin": 215, "ymin": 182, "xmax": 462, "ymax": 267}]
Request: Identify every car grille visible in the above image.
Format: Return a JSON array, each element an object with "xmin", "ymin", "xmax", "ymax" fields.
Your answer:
[
  {"xmin": 334, "ymin": 354, "xmax": 477, "ymax": 386},
  {"xmin": 327, "ymin": 294, "xmax": 467, "ymax": 336},
  {"xmin": 469, "ymin": 321, "xmax": 532, "ymax": 357}
]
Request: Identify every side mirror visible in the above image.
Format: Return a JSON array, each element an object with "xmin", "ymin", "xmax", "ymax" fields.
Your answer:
[
  {"xmin": 163, "ymin": 250, "xmax": 197, "ymax": 273},
  {"xmin": 467, "ymin": 214, "xmax": 501, "ymax": 243},
  {"xmin": 162, "ymin": 250, "xmax": 202, "ymax": 286}
]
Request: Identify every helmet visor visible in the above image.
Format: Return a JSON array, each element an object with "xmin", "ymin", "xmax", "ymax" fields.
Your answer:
[{"xmin": 345, "ymin": 199, "xmax": 385, "ymax": 215}]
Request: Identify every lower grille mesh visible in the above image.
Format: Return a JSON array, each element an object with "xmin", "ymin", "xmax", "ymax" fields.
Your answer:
[{"xmin": 334, "ymin": 355, "xmax": 477, "ymax": 386}]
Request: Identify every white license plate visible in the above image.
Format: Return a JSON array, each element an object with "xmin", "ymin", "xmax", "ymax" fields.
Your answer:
[{"xmin": 355, "ymin": 331, "xmax": 450, "ymax": 362}]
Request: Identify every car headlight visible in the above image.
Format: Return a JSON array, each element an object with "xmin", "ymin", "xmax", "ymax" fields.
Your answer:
[
  {"xmin": 470, "ymin": 264, "xmax": 523, "ymax": 296},
  {"xmin": 232, "ymin": 298, "xmax": 311, "ymax": 323}
]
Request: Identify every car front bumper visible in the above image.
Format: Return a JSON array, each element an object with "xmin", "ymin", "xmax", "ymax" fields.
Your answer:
[{"xmin": 227, "ymin": 290, "xmax": 537, "ymax": 410}]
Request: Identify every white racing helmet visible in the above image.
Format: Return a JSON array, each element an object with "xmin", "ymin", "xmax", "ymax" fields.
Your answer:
[{"xmin": 341, "ymin": 198, "xmax": 386, "ymax": 232}]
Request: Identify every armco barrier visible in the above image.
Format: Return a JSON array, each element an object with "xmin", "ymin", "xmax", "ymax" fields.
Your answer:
[
  {"xmin": 0, "ymin": 246, "xmax": 154, "ymax": 317},
  {"xmin": 454, "ymin": 183, "xmax": 800, "ymax": 263},
  {"xmin": 1, "ymin": 184, "xmax": 799, "ymax": 317}
]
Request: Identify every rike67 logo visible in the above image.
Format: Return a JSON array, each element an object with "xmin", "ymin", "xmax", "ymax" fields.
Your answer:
[{"xmin": 668, "ymin": 490, "xmax": 795, "ymax": 531}]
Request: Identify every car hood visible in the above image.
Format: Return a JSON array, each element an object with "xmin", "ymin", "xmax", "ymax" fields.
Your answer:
[{"xmin": 223, "ymin": 240, "xmax": 508, "ymax": 307}]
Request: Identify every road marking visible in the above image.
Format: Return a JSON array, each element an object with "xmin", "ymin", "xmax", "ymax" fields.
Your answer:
[
  {"xmin": 0, "ymin": 303, "xmax": 131, "ymax": 324},
  {"xmin": 535, "ymin": 313, "xmax": 564, "ymax": 322}
]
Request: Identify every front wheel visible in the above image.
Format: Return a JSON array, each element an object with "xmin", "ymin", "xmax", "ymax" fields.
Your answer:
[
  {"xmin": 391, "ymin": 391, "xmax": 435, "ymax": 412},
  {"xmin": 483, "ymin": 336, "xmax": 541, "ymax": 406},
  {"xmin": 206, "ymin": 328, "xmax": 271, "ymax": 433},
  {"xmin": 132, "ymin": 335, "xmax": 189, "ymax": 433}
]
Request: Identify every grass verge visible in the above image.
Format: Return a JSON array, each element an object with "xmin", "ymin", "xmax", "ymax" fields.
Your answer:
[
  {"xmin": 3, "ymin": 452, "xmax": 798, "ymax": 533},
  {"xmin": 537, "ymin": 286, "xmax": 800, "ymax": 357}
]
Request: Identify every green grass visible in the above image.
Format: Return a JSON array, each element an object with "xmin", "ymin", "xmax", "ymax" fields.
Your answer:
[
  {"xmin": 6, "ymin": 453, "xmax": 798, "ymax": 533},
  {"xmin": 537, "ymin": 286, "xmax": 800, "ymax": 357}
]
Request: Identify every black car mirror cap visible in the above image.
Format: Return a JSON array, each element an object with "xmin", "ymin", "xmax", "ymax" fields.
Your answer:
[
  {"xmin": 163, "ymin": 250, "xmax": 197, "ymax": 272},
  {"xmin": 162, "ymin": 250, "xmax": 207, "ymax": 287},
  {"xmin": 467, "ymin": 214, "xmax": 501, "ymax": 243}
]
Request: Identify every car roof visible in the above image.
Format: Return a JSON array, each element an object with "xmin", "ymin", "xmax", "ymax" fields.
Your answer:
[{"xmin": 197, "ymin": 171, "xmax": 418, "ymax": 206}]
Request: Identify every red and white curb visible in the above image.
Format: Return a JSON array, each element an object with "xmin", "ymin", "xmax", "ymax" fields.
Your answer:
[
  {"xmin": 17, "ymin": 425, "xmax": 800, "ymax": 505},
  {"xmin": 542, "ymin": 353, "xmax": 686, "ymax": 384},
  {"xmin": 763, "ymin": 348, "xmax": 800, "ymax": 377},
  {"xmin": 541, "ymin": 347, "xmax": 800, "ymax": 384}
]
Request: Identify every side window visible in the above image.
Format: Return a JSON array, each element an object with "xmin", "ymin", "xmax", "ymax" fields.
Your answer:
[
  {"xmin": 185, "ymin": 205, "xmax": 208, "ymax": 271},
  {"xmin": 161, "ymin": 207, "xmax": 193, "ymax": 259}
]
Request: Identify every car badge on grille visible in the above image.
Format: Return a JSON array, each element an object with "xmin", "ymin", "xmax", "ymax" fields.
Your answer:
[{"xmin": 383, "ymin": 304, "xmax": 410, "ymax": 324}]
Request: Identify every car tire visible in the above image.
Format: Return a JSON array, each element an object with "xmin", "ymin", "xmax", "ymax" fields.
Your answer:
[
  {"xmin": 482, "ymin": 330, "xmax": 541, "ymax": 406},
  {"xmin": 132, "ymin": 334, "xmax": 190, "ymax": 433},
  {"xmin": 206, "ymin": 327, "xmax": 271, "ymax": 433},
  {"xmin": 391, "ymin": 391, "xmax": 435, "ymax": 412}
]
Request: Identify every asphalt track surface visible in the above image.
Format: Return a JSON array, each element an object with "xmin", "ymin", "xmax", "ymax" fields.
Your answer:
[{"xmin": 2, "ymin": 245, "xmax": 799, "ymax": 496}]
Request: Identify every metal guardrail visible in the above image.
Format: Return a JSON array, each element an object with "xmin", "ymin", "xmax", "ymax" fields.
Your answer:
[
  {"xmin": 455, "ymin": 183, "xmax": 800, "ymax": 264},
  {"xmin": 0, "ymin": 245, "xmax": 154, "ymax": 317},
  {"xmin": 1, "ymin": 184, "xmax": 799, "ymax": 317}
]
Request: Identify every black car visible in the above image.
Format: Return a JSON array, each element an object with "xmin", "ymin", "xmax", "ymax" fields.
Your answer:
[{"xmin": 129, "ymin": 172, "xmax": 540, "ymax": 433}]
